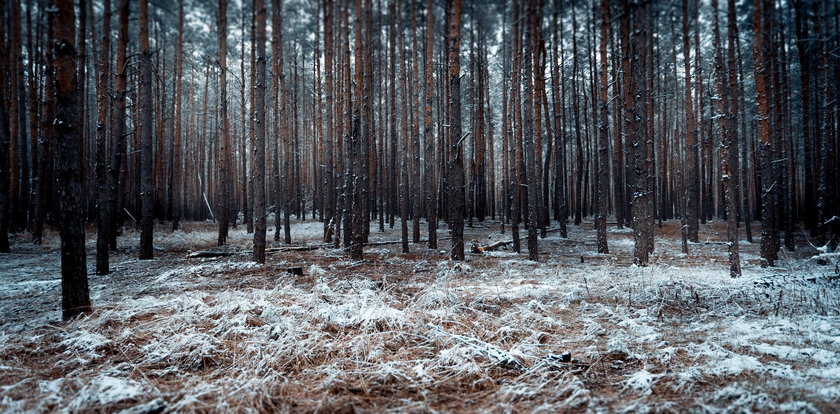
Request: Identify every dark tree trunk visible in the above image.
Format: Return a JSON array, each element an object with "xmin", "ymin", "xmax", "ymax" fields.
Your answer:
[
  {"xmin": 446, "ymin": 0, "xmax": 464, "ymax": 261},
  {"xmin": 108, "ymin": 0, "xmax": 129, "ymax": 251},
  {"xmin": 712, "ymin": 0, "xmax": 740, "ymax": 277},
  {"xmin": 424, "ymin": 0, "xmax": 437, "ymax": 250},
  {"xmin": 217, "ymin": 0, "xmax": 232, "ymax": 246},
  {"xmin": 628, "ymin": 0, "xmax": 653, "ymax": 266},
  {"xmin": 171, "ymin": 0, "xmax": 185, "ymax": 231},
  {"xmin": 753, "ymin": 0, "xmax": 777, "ymax": 266},
  {"xmin": 595, "ymin": 0, "xmax": 610, "ymax": 254},
  {"xmin": 0, "ymin": 2, "xmax": 11, "ymax": 253},
  {"xmin": 523, "ymin": 0, "xmax": 539, "ymax": 261},
  {"xmin": 682, "ymin": 0, "xmax": 699, "ymax": 242},
  {"xmin": 95, "ymin": 0, "xmax": 111, "ymax": 274},
  {"xmin": 138, "ymin": 0, "xmax": 154, "ymax": 260},
  {"xmin": 50, "ymin": 0, "xmax": 91, "ymax": 319},
  {"xmin": 253, "ymin": 0, "xmax": 268, "ymax": 263}
]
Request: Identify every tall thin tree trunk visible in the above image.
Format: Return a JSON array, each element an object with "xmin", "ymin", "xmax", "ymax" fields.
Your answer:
[
  {"xmin": 595, "ymin": 0, "xmax": 610, "ymax": 254},
  {"xmin": 253, "ymin": 0, "xmax": 267, "ymax": 263},
  {"xmin": 217, "ymin": 0, "xmax": 232, "ymax": 245},
  {"xmin": 0, "ymin": 3, "xmax": 11, "ymax": 253},
  {"xmin": 523, "ymin": 0, "xmax": 539, "ymax": 261},
  {"xmin": 172, "ymin": 0, "xmax": 185, "ymax": 231},
  {"xmin": 95, "ymin": 0, "xmax": 112, "ymax": 274},
  {"xmin": 138, "ymin": 0, "xmax": 154, "ymax": 260},
  {"xmin": 682, "ymin": 0, "xmax": 699, "ymax": 242},
  {"xmin": 753, "ymin": 0, "xmax": 776, "ymax": 266},
  {"xmin": 447, "ymin": 0, "xmax": 464, "ymax": 260},
  {"xmin": 424, "ymin": 0, "xmax": 437, "ymax": 249},
  {"xmin": 712, "ymin": 0, "xmax": 740, "ymax": 277},
  {"xmin": 50, "ymin": 0, "xmax": 91, "ymax": 319}
]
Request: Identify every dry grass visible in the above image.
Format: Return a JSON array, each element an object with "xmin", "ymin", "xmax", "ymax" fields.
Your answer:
[{"xmin": 1, "ymin": 219, "xmax": 838, "ymax": 413}]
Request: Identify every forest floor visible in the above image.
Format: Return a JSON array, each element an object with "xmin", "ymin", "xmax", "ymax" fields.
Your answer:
[{"xmin": 1, "ymin": 217, "xmax": 839, "ymax": 413}]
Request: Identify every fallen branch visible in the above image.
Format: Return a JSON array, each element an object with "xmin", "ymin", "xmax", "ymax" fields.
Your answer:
[
  {"xmin": 266, "ymin": 245, "xmax": 321, "ymax": 253},
  {"xmin": 187, "ymin": 250, "xmax": 238, "ymax": 258},
  {"xmin": 472, "ymin": 227, "xmax": 567, "ymax": 253}
]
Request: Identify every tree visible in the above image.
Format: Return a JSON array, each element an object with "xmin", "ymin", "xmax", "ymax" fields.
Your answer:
[
  {"xmin": 628, "ymin": 0, "xmax": 653, "ymax": 266},
  {"xmin": 424, "ymin": 0, "xmax": 437, "ymax": 249},
  {"xmin": 0, "ymin": 1, "xmax": 11, "ymax": 253},
  {"xmin": 218, "ymin": 0, "xmax": 233, "ymax": 246},
  {"xmin": 323, "ymin": 0, "xmax": 335, "ymax": 243},
  {"xmin": 682, "ymin": 0, "xmax": 699, "ymax": 243},
  {"xmin": 711, "ymin": 0, "xmax": 740, "ymax": 277},
  {"xmin": 95, "ymin": 0, "xmax": 112, "ymax": 274},
  {"xmin": 753, "ymin": 0, "xmax": 776, "ymax": 266},
  {"xmin": 171, "ymin": 0, "xmax": 185, "ymax": 231},
  {"xmin": 253, "ymin": 0, "xmax": 268, "ymax": 264},
  {"xmin": 446, "ymin": 0, "xmax": 465, "ymax": 261},
  {"xmin": 138, "ymin": 0, "xmax": 154, "ymax": 260},
  {"xmin": 49, "ymin": 0, "xmax": 91, "ymax": 319},
  {"xmin": 523, "ymin": 0, "xmax": 539, "ymax": 261},
  {"xmin": 595, "ymin": 0, "xmax": 610, "ymax": 254},
  {"xmin": 108, "ymin": 0, "xmax": 129, "ymax": 251},
  {"xmin": 550, "ymin": 0, "xmax": 567, "ymax": 237}
]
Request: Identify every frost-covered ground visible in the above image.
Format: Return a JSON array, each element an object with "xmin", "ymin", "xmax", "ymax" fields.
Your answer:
[{"xmin": 1, "ymin": 219, "xmax": 838, "ymax": 413}]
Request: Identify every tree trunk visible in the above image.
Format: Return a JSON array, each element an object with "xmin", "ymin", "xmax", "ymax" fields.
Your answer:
[
  {"xmin": 628, "ymin": 0, "xmax": 653, "ymax": 266},
  {"xmin": 753, "ymin": 0, "xmax": 776, "ymax": 266},
  {"xmin": 446, "ymin": 0, "xmax": 464, "ymax": 261},
  {"xmin": 217, "ymin": 0, "xmax": 232, "ymax": 246},
  {"xmin": 424, "ymin": 0, "xmax": 437, "ymax": 250},
  {"xmin": 95, "ymin": 0, "xmax": 111, "ymax": 274},
  {"xmin": 712, "ymin": 0, "xmax": 740, "ymax": 277},
  {"xmin": 253, "ymin": 0, "xmax": 267, "ymax": 263},
  {"xmin": 522, "ymin": 0, "xmax": 539, "ymax": 261},
  {"xmin": 595, "ymin": 0, "xmax": 610, "ymax": 254},
  {"xmin": 138, "ymin": 0, "xmax": 154, "ymax": 260},
  {"xmin": 50, "ymin": 0, "xmax": 91, "ymax": 319},
  {"xmin": 0, "ymin": 2, "xmax": 11, "ymax": 253},
  {"xmin": 171, "ymin": 0, "xmax": 185, "ymax": 231}
]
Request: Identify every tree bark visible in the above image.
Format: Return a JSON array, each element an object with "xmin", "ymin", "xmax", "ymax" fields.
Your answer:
[
  {"xmin": 217, "ymin": 0, "xmax": 233, "ymax": 246},
  {"xmin": 138, "ymin": 0, "xmax": 154, "ymax": 260},
  {"xmin": 595, "ymin": 0, "xmax": 610, "ymax": 254},
  {"xmin": 523, "ymin": 0, "xmax": 539, "ymax": 261},
  {"xmin": 712, "ymin": 0, "xmax": 740, "ymax": 277},
  {"xmin": 0, "ymin": 2, "xmax": 11, "ymax": 253},
  {"xmin": 424, "ymin": 0, "xmax": 438, "ymax": 250},
  {"xmin": 253, "ymin": 0, "xmax": 268, "ymax": 263},
  {"xmin": 446, "ymin": 0, "xmax": 464, "ymax": 261},
  {"xmin": 50, "ymin": 0, "xmax": 91, "ymax": 319},
  {"xmin": 95, "ymin": 0, "xmax": 111, "ymax": 274},
  {"xmin": 753, "ymin": 0, "xmax": 776, "ymax": 266}
]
